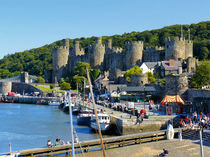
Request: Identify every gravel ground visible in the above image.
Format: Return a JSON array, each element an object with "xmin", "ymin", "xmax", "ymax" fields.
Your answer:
[{"xmin": 75, "ymin": 139, "xmax": 210, "ymax": 157}]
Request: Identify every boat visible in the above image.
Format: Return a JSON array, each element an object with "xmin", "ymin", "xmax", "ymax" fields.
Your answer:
[
  {"xmin": 63, "ymin": 102, "xmax": 75, "ymax": 113},
  {"xmin": 72, "ymin": 106, "xmax": 80, "ymax": 115},
  {"xmin": 48, "ymin": 101, "xmax": 60, "ymax": 106},
  {"xmin": 77, "ymin": 109, "xmax": 93, "ymax": 126},
  {"xmin": 90, "ymin": 113, "xmax": 111, "ymax": 132}
]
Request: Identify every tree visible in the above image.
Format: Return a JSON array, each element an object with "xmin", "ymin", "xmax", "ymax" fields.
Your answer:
[
  {"xmin": 74, "ymin": 62, "xmax": 91, "ymax": 77},
  {"xmin": 191, "ymin": 61, "xmax": 210, "ymax": 88},
  {"xmin": 35, "ymin": 76, "xmax": 45, "ymax": 83},
  {"xmin": 200, "ymin": 47, "xmax": 209, "ymax": 60},
  {"xmin": 91, "ymin": 68, "xmax": 101, "ymax": 81},
  {"xmin": 157, "ymin": 78, "xmax": 166, "ymax": 85},
  {"xmin": 72, "ymin": 75, "xmax": 86, "ymax": 90},
  {"xmin": 50, "ymin": 84, "xmax": 55, "ymax": 89},
  {"xmin": 147, "ymin": 72, "xmax": 156, "ymax": 83},
  {"xmin": 60, "ymin": 82, "xmax": 71, "ymax": 90},
  {"xmin": 124, "ymin": 65, "xmax": 142, "ymax": 82}
]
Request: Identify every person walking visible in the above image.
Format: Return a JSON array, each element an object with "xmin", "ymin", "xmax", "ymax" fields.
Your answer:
[
  {"xmin": 193, "ymin": 112, "xmax": 197, "ymax": 124},
  {"xmin": 135, "ymin": 114, "xmax": 141, "ymax": 125}
]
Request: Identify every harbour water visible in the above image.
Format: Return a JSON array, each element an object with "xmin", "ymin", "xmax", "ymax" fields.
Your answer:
[{"xmin": 0, "ymin": 103, "xmax": 98, "ymax": 153}]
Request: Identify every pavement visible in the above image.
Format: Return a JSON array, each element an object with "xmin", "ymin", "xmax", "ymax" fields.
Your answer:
[{"xmin": 75, "ymin": 139, "xmax": 210, "ymax": 157}]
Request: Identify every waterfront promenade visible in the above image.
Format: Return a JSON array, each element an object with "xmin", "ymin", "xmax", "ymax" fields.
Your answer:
[{"xmin": 77, "ymin": 139, "xmax": 210, "ymax": 157}]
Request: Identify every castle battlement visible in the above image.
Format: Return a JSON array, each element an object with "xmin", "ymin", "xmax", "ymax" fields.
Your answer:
[
  {"xmin": 145, "ymin": 46, "xmax": 164, "ymax": 52},
  {"xmin": 53, "ymin": 46, "xmax": 69, "ymax": 51},
  {"xmin": 185, "ymin": 40, "xmax": 193, "ymax": 44},
  {"xmin": 112, "ymin": 47, "xmax": 123, "ymax": 53},
  {"xmin": 95, "ymin": 37, "xmax": 102, "ymax": 44},
  {"xmin": 165, "ymin": 36, "xmax": 186, "ymax": 43},
  {"xmin": 126, "ymin": 41, "xmax": 143, "ymax": 46}
]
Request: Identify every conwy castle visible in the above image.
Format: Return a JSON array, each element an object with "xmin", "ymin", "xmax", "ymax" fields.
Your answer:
[{"xmin": 52, "ymin": 36, "xmax": 197, "ymax": 83}]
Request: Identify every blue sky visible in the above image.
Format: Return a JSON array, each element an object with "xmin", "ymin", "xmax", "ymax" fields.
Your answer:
[{"xmin": 0, "ymin": 0, "xmax": 209, "ymax": 59}]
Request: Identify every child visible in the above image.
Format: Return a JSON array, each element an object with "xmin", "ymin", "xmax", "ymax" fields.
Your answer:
[{"xmin": 47, "ymin": 140, "xmax": 53, "ymax": 147}]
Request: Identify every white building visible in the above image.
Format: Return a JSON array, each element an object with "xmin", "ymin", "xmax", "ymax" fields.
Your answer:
[{"xmin": 140, "ymin": 62, "xmax": 159, "ymax": 74}]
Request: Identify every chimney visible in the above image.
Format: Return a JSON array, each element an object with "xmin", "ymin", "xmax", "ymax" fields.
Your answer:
[{"xmin": 169, "ymin": 59, "xmax": 175, "ymax": 66}]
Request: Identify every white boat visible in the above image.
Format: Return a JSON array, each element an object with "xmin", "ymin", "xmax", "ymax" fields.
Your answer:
[
  {"xmin": 90, "ymin": 113, "xmax": 110, "ymax": 132},
  {"xmin": 63, "ymin": 103, "xmax": 75, "ymax": 113},
  {"xmin": 77, "ymin": 109, "xmax": 93, "ymax": 125},
  {"xmin": 48, "ymin": 101, "xmax": 60, "ymax": 106}
]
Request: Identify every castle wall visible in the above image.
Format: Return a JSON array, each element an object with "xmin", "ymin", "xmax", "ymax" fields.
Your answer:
[
  {"xmin": 125, "ymin": 41, "xmax": 143, "ymax": 69},
  {"xmin": 143, "ymin": 47, "xmax": 164, "ymax": 62},
  {"xmin": 52, "ymin": 36, "xmax": 194, "ymax": 84},
  {"xmin": 187, "ymin": 57, "xmax": 197, "ymax": 73}
]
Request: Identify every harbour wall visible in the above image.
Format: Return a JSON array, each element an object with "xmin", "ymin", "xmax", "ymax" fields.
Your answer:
[
  {"xmin": 110, "ymin": 115, "xmax": 176, "ymax": 135},
  {"xmin": 6, "ymin": 96, "xmax": 59, "ymax": 105}
]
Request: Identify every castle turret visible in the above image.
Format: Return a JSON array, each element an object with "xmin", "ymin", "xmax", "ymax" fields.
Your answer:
[
  {"xmin": 89, "ymin": 37, "xmax": 105, "ymax": 69},
  {"xmin": 125, "ymin": 41, "xmax": 143, "ymax": 69},
  {"xmin": 165, "ymin": 37, "xmax": 186, "ymax": 60},
  {"xmin": 52, "ymin": 39, "xmax": 69, "ymax": 83},
  {"xmin": 73, "ymin": 40, "xmax": 85, "ymax": 56},
  {"xmin": 62, "ymin": 39, "xmax": 69, "ymax": 47},
  {"xmin": 185, "ymin": 40, "xmax": 193, "ymax": 59},
  {"xmin": 105, "ymin": 39, "xmax": 112, "ymax": 50}
]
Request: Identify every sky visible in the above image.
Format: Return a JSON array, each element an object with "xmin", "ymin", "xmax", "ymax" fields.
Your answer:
[{"xmin": 0, "ymin": 0, "xmax": 209, "ymax": 59}]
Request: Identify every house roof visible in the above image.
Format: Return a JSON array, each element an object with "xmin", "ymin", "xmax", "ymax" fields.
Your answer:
[
  {"xmin": 143, "ymin": 62, "xmax": 158, "ymax": 69},
  {"xmin": 161, "ymin": 60, "xmax": 182, "ymax": 71},
  {"xmin": 118, "ymin": 86, "xmax": 156, "ymax": 92}
]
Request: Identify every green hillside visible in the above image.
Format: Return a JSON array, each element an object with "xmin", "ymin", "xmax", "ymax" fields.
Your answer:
[{"xmin": 0, "ymin": 21, "xmax": 209, "ymax": 80}]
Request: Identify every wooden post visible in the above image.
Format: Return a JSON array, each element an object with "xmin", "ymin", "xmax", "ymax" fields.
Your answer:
[{"xmin": 86, "ymin": 67, "xmax": 106, "ymax": 157}]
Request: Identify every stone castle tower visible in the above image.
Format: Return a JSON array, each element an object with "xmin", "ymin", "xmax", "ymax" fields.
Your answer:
[
  {"xmin": 72, "ymin": 40, "xmax": 85, "ymax": 56},
  {"xmin": 125, "ymin": 41, "xmax": 144, "ymax": 69},
  {"xmin": 52, "ymin": 39, "xmax": 69, "ymax": 83},
  {"xmin": 88, "ymin": 37, "xmax": 106, "ymax": 69},
  {"xmin": 165, "ymin": 37, "xmax": 193, "ymax": 60}
]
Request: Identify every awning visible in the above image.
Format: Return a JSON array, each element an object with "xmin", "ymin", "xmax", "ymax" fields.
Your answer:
[{"xmin": 161, "ymin": 95, "xmax": 184, "ymax": 107}]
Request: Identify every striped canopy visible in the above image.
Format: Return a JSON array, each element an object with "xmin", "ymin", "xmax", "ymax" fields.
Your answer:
[{"xmin": 161, "ymin": 95, "xmax": 184, "ymax": 107}]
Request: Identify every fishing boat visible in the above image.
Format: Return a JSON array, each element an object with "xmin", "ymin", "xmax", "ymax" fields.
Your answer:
[
  {"xmin": 77, "ymin": 108, "xmax": 93, "ymax": 125},
  {"xmin": 90, "ymin": 113, "xmax": 111, "ymax": 132}
]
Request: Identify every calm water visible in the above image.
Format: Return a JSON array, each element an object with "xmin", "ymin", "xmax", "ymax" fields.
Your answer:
[{"xmin": 0, "ymin": 103, "xmax": 98, "ymax": 153}]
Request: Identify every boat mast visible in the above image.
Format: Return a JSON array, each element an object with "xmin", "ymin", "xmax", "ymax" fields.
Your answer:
[
  {"xmin": 83, "ymin": 78, "xmax": 86, "ymax": 111},
  {"xmin": 86, "ymin": 67, "xmax": 106, "ymax": 157},
  {"xmin": 68, "ymin": 92, "xmax": 75, "ymax": 157}
]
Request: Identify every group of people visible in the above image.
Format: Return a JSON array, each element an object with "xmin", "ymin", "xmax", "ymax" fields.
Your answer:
[
  {"xmin": 179, "ymin": 112, "xmax": 209, "ymax": 129},
  {"xmin": 47, "ymin": 139, "xmax": 70, "ymax": 148}
]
